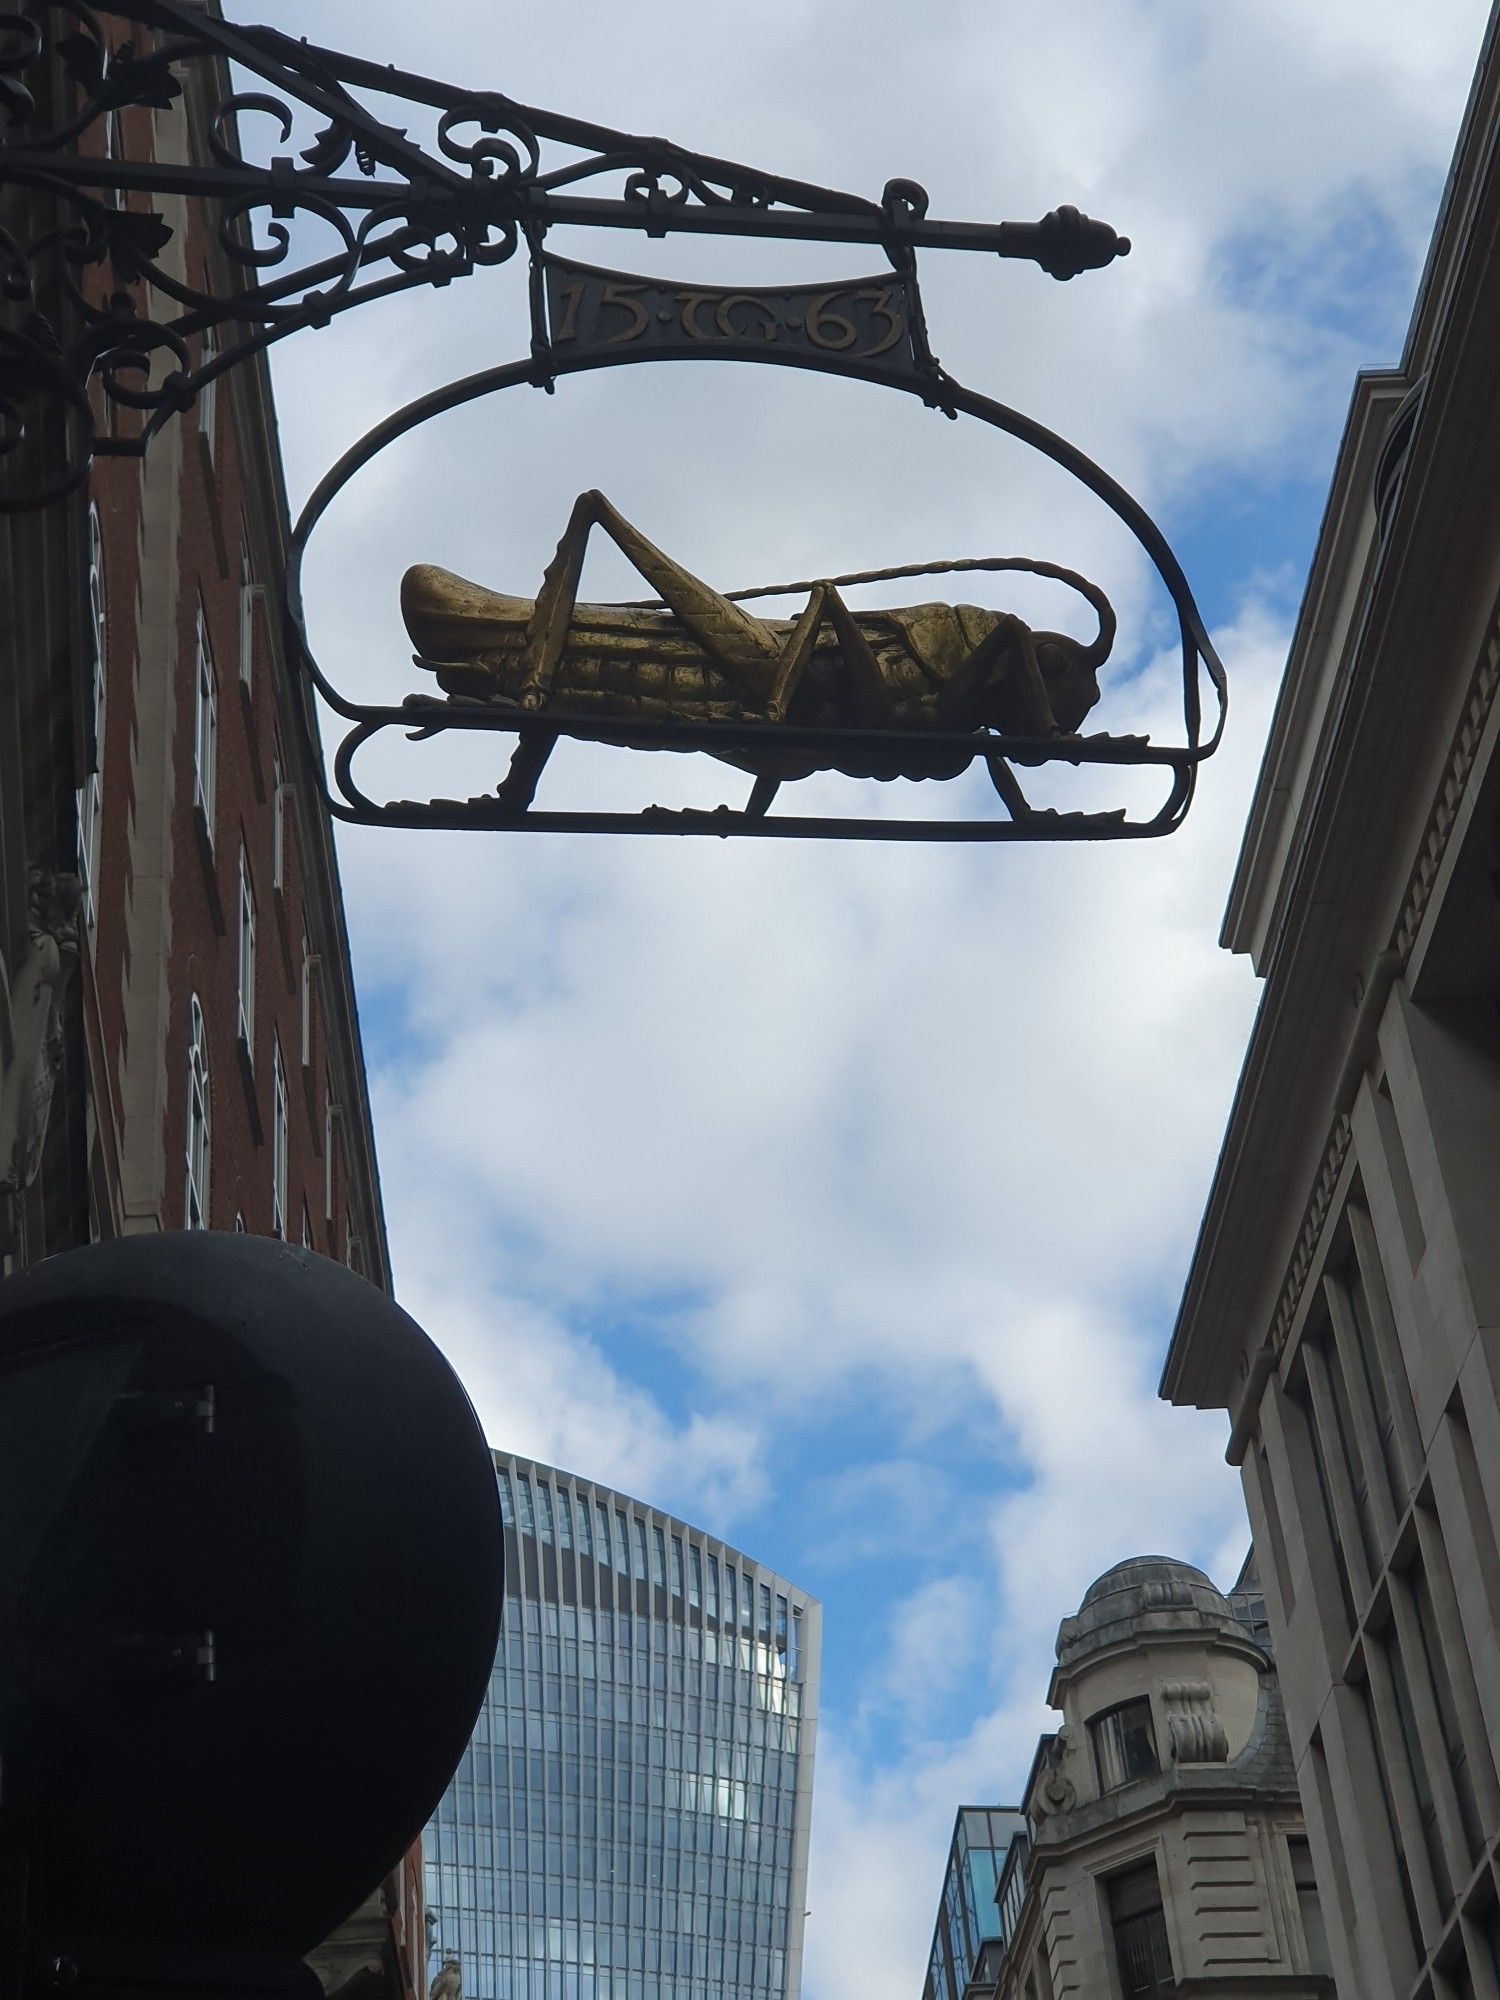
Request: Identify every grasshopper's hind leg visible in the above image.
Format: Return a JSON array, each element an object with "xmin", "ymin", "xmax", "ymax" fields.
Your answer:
[
  {"xmin": 495, "ymin": 729, "xmax": 556, "ymax": 813},
  {"xmin": 521, "ymin": 491, "xmax": 785, "ymax": 712}
]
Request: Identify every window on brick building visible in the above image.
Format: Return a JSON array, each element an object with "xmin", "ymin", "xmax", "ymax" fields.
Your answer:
[
  {"xmin": 301, "ymin": 1202, "xmax": 313, "ymax": 1250},
  {"xmin": 185, "ymin": 995, "xmax": 210, "ymax": 1229},
  {"xmin": 238, "ymin": 539, "xmax": 257, "ymax": 688},
  {"xmin": 236, "ymin": 842, "xmax": 256, "ymax": 1057},
  {"xmin": 77, "ymin": 500, "xmax": 107, "ymax": 930},
  {"xmin": 271, "ymin": 756, "xmax": 285, "ymax": 890},
  {"xmin": 193, "ymin": 606, "xmax": 217, "ymax": 843},
  {"xmin": 199, "ymin": 321, "xmax": 217, "ymax": 462},
  {"xmin": 271, "ymin": 1037, "xmax": 288, "ymax": 1239},
  {"xmin": 300, "ymin": 931, "xmax": 315, "ymax": 1067}
]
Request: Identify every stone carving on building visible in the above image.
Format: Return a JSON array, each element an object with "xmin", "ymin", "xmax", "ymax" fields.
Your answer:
[
  {"xmin": 1160, "ymin": 1677, "xmax": 1230, "ymax": 1763},
  {"xmin": 0, "ymin": 868, "xmax": 81, "ymax": 1205},
  {"xmin": 427, "ymin": 1959, "xmax": 461, "ymax": 2000},
  {"xmin": 1030, "ymin": 1730, "xmax": 1078, "ymax": 1825}
]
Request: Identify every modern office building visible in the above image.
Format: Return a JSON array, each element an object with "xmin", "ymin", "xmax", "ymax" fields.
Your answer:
[
  {"xmin": 920, "ymin": 1808, "xmax": 1028, "ymax": 2000},
  {"xmin": 983, "ymin": 1556, "xmax": 1331, "ymax": 2000},
  {"xmin": 425, "ymin": 1452, "xmax": 822, "ymax": 2000},
  {"xmin": 1162, "ymin": 8, "xmax": 1500, "ymax": 1997}
]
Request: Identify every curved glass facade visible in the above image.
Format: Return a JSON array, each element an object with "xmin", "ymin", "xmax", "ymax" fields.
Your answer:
[{"xmin": 425, "ymin": 1453, "xmax": 821, "ymax": 2000}]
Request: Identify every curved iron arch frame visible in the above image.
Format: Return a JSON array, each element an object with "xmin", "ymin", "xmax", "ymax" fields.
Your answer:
[
  {"xmin": 287, "ymin": 329, "xmax": 1227, "ymax": 843},
  {"xmin": 0, "ymin": 0, "xmax": 1226, "ymax": 840}
]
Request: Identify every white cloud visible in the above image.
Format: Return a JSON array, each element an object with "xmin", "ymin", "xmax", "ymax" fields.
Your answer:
[{"xmin": 241, "ymin": 2, "xmax": 1494, "ymax": 1996}]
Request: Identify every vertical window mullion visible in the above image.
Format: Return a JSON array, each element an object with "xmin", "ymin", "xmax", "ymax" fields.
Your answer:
[
  {"xmin": 1412, "ymin": 1499, "xmax": 1500, "ymax": 1838},
  {"xmin": 1389, "ymin": 1571, "xmax": 1471, "ymax": 1896},
  {"xmin": 1363, "ymin": 1641, "xmax": 1445, "ymax": 1945},
  {"xmin": 1346, "ymin": 1202, "xmax": 1421, "ymax": 1469},
  {"xmin": 1324, "ymin": 1271, "xmax": 1398, "ymax": 1550},
  {"xmin": 1301, "ymin": 1342, "xmax": 1376, "ymax": 1602}
]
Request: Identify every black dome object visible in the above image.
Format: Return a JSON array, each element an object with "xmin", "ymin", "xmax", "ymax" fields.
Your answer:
[{"xmin": 0, "ymin": 1233, "xmax": 503, "ymax": 1958}]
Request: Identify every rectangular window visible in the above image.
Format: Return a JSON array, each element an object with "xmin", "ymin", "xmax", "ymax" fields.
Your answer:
[
  {"xmin": 689, "ymin": 1546, "xmax": 703, "ymax": 1610},
  {"xmin": 759, "ymin": 1582, "xmax": 771, "ymax": 1639},
  {"xmin": 271, "ymin": 757, "xmax": 285, "ymax": 890},
  {"xmin": 725, "ymin": 1567, "xmax": 737, "ymax": 1632},
  {"xmin": 1384, "ymin": 1627, "xmax": 1453, "ymax": 1914},
  {"xmin": 1106, "ymin": 1860, "xmax": 1174, "ymax": 2000},
  {"xmin": 595, "ymin": 1503, "xmax": 611, "ymax": 1568},
  {"xmin": 615, "ymin": 1509, "xmax": 630, "ymax": 1574},
  {"xmin": 515, "ymin": 1476, "xmax": 536, "ymax": 1537},
  {"xmin": 271, "ymin": 1037, "xmax": 288, "ymax": 1238},
  {"xmin": 775, "ymin": 1594, "xmax": 789, "ymax": 1660},
  {"xmin": 671, "ymin": 1537, "xmax": 685, "ymax": 1598},
  {"xmin": 199, "ymin": 320, "xmax": 217, "ymax": 461},
  {"xmin": 300, "ymin": 933, "xmax": 315, "ymax": 1068},
  {"xmin": 185, "ymin": 995, "xmax": 210, "ymax": 1229},
  {"xmin": 496, "ymin": 1471, "xmax": 514, "ymax": 1527},
  {"xmin": 1287, "ymin": 1838, "xmax": 1331, "ymax": 1973},
  {"xmin": 633, "ymin": 1516, "xmax": 649, "ymax": 1582},
  {"xmin": 1408, "ymin": 1558, "xmax": 1484, "ymax": 1858},
  {"xmin": 238, "ymin": 540, "xmax": 256, "ymax": 687},
  {"xmin": 576, "ymin": 1497, "xmax": 592, "ymax": 1560},
  {"xmin": 555, "ymin": 1489, "xmax": 573, "ymax": 1548},
  {"xmin": 78, "ymin": 502, "xmax": 107, "ymax": 931},
  {"xmin": 652, "ymin": 1526, "xmax": 666, "ymax": 1587},
  {"xmin": 535, "ymin": 1481, "xmax": 554, "ymax": 1543},
  {"xmin": 236, "ymin": 843, "xmax": 256, "ymax": 1056},
  {"xmin": 706, "ymin": 1555, "xmax": 720, "ymax": 1621},
  {"xmin": 1090, "ymin": 1698, "xmax": 1159, "ymax": 1792},
  {"xmin": 193, "ymin": 606, "xmax": 217, "ymax": 842},
  {"xmin": 790, "ymin": 1606, "xmax": 801, "ymax": 1680}
]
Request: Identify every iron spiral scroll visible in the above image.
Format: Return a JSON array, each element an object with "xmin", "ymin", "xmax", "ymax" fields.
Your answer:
[{"xmin": 1, "ymin": 0, "xmax": 1226, "ymax": 841}]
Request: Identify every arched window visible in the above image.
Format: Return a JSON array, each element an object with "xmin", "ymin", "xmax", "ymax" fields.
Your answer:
[
  {"xmin": 77, "ymin": 500, "xmax": 106, "ymax": 927},
  {"xmin": 185, "ymin": 994, "xmax": 211, "ymax": 1228}
]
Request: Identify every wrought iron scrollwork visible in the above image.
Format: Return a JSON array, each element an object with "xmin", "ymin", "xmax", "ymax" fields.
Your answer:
[{"xmin": 0, "ymin": 0, "xmax": 1130, "ymax": 510}]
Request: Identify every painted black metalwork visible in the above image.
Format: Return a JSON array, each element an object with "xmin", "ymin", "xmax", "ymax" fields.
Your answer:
[
  {"xmin": 0, "ymin": 0, "xmax": 1127, "ymax": 509},
  {"xmin": 285, "ymin": 337, "xmax": 1227, "ymax": 843},
  {"xmin": 1, "ymin": 0, "xmax": 1225, "ymax": 841}
]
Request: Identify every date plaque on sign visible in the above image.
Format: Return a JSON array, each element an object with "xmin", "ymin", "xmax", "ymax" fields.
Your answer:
[{"xmin": 542, "ymin": 254, "xmax": 927, "ymax": 384}]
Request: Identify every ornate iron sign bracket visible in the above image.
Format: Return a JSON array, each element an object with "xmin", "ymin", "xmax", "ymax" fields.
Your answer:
[
  {"xmin": 2, "ymin": 0, "xmax": 1226, "ymax": 842},
  {"xmin": 0, "ymin": 0, "xmax": 1126, "ymax": 506}
]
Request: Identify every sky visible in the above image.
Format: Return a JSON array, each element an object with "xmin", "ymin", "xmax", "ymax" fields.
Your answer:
[{"xmin": 243, "ymin": 4, "xmax": 1490, "ymax": 1996}]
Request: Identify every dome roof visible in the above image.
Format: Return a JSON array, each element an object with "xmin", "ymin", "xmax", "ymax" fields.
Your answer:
[
  {"xmin": 1080, "ymin": 1556, "xmax": 1227, "ymax": 1615},
  {"xmin": 1055, "ymin": 1554, "xmax": 1247, "ymax": 1670}
]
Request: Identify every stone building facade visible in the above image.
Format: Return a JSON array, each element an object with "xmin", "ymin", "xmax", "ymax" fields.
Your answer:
[
  {"xmin": 0, "ymin": 14, "xmax": 416, "ymax": 2000},
  {"xmin": 987, "ymin": 1559, "xmax": 1332, "ymax": 2000},
  {"xmin": 1161, "ymin": 9, "xmax": 1500, "ymax": 1998}
]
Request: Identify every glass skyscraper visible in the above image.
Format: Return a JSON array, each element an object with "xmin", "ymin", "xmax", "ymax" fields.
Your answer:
[{"xmin": 425, "ymin": 1452, "xmax": 821, "ymax": 2000}]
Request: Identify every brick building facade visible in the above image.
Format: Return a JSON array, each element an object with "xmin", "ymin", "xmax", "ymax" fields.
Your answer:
[{"xmin": 1, "ymin": 16, "xmax": 418, "ymax": 2000}]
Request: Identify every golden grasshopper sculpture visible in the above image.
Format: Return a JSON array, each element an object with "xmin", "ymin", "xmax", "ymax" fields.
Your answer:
[{"xmin": 401, "ymin": 490, "xmax": 1116, "ymax": 816}]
